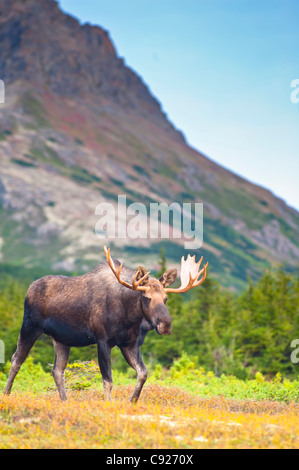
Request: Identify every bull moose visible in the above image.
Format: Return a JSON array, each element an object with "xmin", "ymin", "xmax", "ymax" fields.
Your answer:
[{"xmin": 4, "ymin": 246, "xmax": 208, "ymax": 402}]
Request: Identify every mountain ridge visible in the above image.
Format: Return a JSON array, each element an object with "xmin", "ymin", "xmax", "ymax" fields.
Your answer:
[
  {"xmin": 0, "ymin": 0, "xmax": 298, "ymax": 290},
  {"xmin": 0, "ymin": 0, "xmax": 185, "ymax": 141}
]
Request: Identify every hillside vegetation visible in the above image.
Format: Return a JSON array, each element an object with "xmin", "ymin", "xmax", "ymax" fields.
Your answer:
[{"xmin": 1, "ymin": 265, "xmax": 298, "ymax": 380}]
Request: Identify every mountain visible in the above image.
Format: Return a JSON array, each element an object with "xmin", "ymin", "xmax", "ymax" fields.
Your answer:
[{"xmin": 0, "ymin": 0, "xmax": 298, "ymax": 290}]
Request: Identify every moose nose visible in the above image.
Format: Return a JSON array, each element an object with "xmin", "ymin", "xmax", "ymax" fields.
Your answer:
[{"xmin": 156, "ymin": 322, "xmax": 172, "ymax": 335}]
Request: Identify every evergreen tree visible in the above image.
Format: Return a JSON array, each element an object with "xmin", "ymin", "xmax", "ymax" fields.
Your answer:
[{"xmin": 157, "ymin": 247, "xmax": 167, "ymax": 277}]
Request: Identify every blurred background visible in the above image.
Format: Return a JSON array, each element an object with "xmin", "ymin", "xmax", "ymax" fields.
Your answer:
[
  {"xmin": 0, "ymin": 0, "xmax": 298, "ymax": 378},
  {"xmin": 60, "ymin": 0, "xmax": 299, "ymax": 211}
]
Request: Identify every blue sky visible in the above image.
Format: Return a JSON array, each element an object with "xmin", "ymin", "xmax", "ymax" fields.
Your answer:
[{"xmin": 59, "ymin": 0, "xmax": 299, "ymax": 211}]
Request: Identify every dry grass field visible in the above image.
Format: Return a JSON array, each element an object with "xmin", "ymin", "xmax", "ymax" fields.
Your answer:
[{"xmin": 1, "ymin": 384, "xmax": 299, "ymax": 449}]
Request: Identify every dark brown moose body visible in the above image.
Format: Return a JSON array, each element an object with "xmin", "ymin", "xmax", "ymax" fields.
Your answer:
[
  {"xmin": 4, "ymin": 247, "xmax": 208, "ymax": 402},
  {"xmin": 26, "ymin": 264, "xmax": 144, "ymax": 349}
]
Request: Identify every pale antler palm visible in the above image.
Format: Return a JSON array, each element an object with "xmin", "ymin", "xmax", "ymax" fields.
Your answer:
[{"xmin": 165, "ymin": 254, "xmax": 208, "ymax": 294}]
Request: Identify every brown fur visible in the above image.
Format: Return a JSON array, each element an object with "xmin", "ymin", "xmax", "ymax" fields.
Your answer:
[{"xmin": 4, "ymin": 258, "xmax": 177, "ymax": 402}]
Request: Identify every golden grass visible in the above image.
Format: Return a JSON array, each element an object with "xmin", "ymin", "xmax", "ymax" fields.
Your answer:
[{"xmin": 1, "ymin": 384, "xmax": 299, "ymax": 449}]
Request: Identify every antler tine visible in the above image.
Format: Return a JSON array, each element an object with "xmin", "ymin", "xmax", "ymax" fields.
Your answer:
[
  {"xmin": 192, "ymin": 262, "xmax": 208, "ymax": 287},
  {"xmin": 132, "ymin": 269, "xmax": 151, "ymax": 289},
  {"xmin": 116, "ymin": 262, "xmax": 124, "ymax": 282},
  {"xmin": 104, "ymin": 246, "xmax": 130, "ymax": 287},
  {"xmin": 104, "ymin": 246, "xmax": 116, "ymax": 274},
  {"xmin": 104, "ymin": 246, "xmax": 149, "ymax": 292},
  {"xmin": 165, "ymin": 255, "xmax": 208, "ymax": 294},
  {"xmin": 165, "ymin": 271, "xmax": 196, "ymax": 294}
]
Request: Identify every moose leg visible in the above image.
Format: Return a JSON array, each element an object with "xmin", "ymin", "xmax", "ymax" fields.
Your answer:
[
  {"xmin": 51, "ymin": 340, "xmax": 70, "ymax": 401},
  {"xmin": 97, "ymin": 341, "xmax": 113, "ymax": 401},
  {"xmin": 120, "ymin": 342, "xmax": 147, "ymax": 403},
  {"xmin": 4, "ymin": 327, "xmax": 41, "ymax": 395}
]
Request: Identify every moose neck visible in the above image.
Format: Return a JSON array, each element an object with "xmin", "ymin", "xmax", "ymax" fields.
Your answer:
[{"xmin": 120, "ymin": 287, "xmax": 144, "ymax": 322}]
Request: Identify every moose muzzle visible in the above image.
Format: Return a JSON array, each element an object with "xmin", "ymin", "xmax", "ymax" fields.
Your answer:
[
  {"xmin": 155, "ymin": 321, "xmax": 172, "ymax": 335},
  {"xmin": 153, "ymin": 304, "xmax": 172, "ymax": 335}
]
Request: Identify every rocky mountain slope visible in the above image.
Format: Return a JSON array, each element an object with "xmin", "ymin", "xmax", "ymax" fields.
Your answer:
[{"xmin": 0, "ymin": 0, "xmax": 298, "ymax": 290}]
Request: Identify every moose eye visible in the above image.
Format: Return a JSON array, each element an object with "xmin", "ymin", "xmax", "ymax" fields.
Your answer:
[{"xmin": 143, "ymin": 296, "xmax": 151, "ymax": 305}]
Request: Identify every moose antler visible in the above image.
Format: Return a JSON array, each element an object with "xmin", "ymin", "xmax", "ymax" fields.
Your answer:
[
  {"xmin": 104, "ymin": 246, "xmax": 150, "ymax": 292},
  {"xmin": 165, "ymin": 254, "xmax": 208, "ymax": 294}
]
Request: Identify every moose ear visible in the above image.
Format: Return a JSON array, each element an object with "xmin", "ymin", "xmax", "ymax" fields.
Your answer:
[
  {"xmin": 159, "ymin": 268, "xmax": 178, "ymax": 288},
  {"xmin": 135, "ymin": 266, "xmax": 149, "ymax": 286}
]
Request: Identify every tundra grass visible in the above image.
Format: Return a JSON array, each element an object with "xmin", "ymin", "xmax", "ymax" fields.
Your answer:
[
  {"xmin": 1, "ymin": 357, "xmax": 299, "ymax": 448},
  {"xmin": 0, "ymin": 386, "xmax": 299, "ymax": 449}
]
